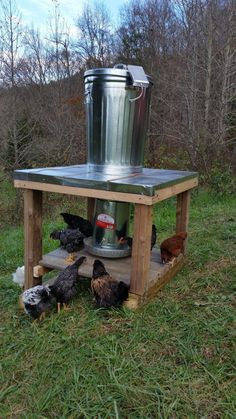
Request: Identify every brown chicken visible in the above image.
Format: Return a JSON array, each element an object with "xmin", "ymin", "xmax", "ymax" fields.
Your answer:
[
  {"xmin": 91, "ymin": 260, "xmax": 129, "ymax": 308},
  {"xmin": 160, "ymin": 232, "xmax": 187, "ymax": 264}
]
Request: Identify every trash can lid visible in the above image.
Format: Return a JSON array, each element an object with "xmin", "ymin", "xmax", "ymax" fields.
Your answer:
[{"xmin": 84, "ymin": 65, "xmax": 152, "ymax": 87}]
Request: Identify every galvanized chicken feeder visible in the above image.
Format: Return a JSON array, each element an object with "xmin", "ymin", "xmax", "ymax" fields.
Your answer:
[{"xmin": 84, "ymin": 64, "xmax": 153, "ymax": 258}]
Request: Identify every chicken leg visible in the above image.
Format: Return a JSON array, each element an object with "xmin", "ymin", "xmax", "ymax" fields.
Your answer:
[
  {"xmin": 39, "ymin": 312, "xmax": 46, "ymax": 321},
  {"xmin": 63, "ymin": 303, "xmax": 70, "ymax": 311},
  {"xmin": 57, "ymin": 302, "xmax": 70, "ymax": 312},
  {"xmin": 167, "ymin": 257, "xmax": 177, "ymax": 267}
]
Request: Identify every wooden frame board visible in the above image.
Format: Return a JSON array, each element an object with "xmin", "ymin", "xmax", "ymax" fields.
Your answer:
[{"xmin": 14, "ymin": 177, "xmax": 198, "ymax": 205}]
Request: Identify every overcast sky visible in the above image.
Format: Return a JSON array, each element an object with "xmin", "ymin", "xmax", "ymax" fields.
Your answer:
[{"xmin": 17, "ymin": 0, "xmax": 128, "ymax": 36}]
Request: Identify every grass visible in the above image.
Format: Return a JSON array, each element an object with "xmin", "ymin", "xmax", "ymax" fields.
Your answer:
[{"xmin": 0, "ymin": 173, "xmax": 236, "ymax": 418}]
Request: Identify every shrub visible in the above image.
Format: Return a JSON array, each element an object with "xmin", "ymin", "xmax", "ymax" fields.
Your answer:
[{"xmin": 201, "ymin": 165, "xmax": 236, "ymax": 196}]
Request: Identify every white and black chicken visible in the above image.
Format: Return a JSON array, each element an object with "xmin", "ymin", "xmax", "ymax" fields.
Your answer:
[{"xmin": 21, "ymin": 285, "xmax": 56, "ymax": 320}]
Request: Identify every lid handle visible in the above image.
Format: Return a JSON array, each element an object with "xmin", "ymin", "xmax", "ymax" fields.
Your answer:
[
  {"xmin": 113, "ymin": 63, "xmax": 149, "ymax": 88},
  {"xmin": 127, "ymin": 65, "xmax": 149, "ymax": 88}
]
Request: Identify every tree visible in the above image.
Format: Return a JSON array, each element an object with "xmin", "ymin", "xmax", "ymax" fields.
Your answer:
[
  {"xmin": 0, "ymin": 0, "xmax": 25, "ymax": 167},
  {"xmin": 0, "ymin": 0, "xmax": 22, "ymax": 87},
  {"xmin": 20, "ymin": 27, "xmax": 48, "ymax": 86},
  {"xmin": 76, "ymin": 2, "xmax": 115, "ymax": 68}
]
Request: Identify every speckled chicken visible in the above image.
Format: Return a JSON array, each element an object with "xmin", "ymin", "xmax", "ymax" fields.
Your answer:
[
  {"xmin": 160, "ymin": 232, "xmax": 187, "ymax": 264},
  {"xmin": 60, "ymin": 212, "xmax": 93, "ymax": 237},
  {"xmin": 91, "ymin": 259, "xmax": 129, "ymax": 308},
  {"xmin": 50, "ymin": 256, "xmax": 86, "ymax": 312},
  {"xmin": 118, "ymin": 224, "xmax": 157, "ymax": 250},
  {"xmin": 50, "ymin": 228, "xmax": 85, "ymax": 252},
  {"xmin": 21, "ymin": 285, "xmax": 56, "ymax": 320}
]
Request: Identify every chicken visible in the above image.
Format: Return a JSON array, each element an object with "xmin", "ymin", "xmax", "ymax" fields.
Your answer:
[
  {"xmin": 151, "ymin": 225, "xmax": 157, "ymax": 249},
  {"xmin": 60, "ymin": 212, "xmax": 93, "ymax": 237},
  {"xmin": 115, "ymin": 221, "xmax": 128, "ymax": 240},
  {"xmin": 91, "ymin": 259, "xmax": 129, "ymax": 308},
  {"xmin": 50, "ymin": 228, "xmax": 85, "ymax": 253},
  {"xmin": 12, "ymin": 266, "xmax": 25, "ymax": 288},
  {"xmin": 160, "ymin": 232, "xmax": 187, "ymax": 264},
  {"xmin": 21, "ymin": 285, "xmax": 56, "ymax": 320},
  {"xmin": 118, "ymin": 224, "xmax": 157, "ymax": 250},
  {"xmin": 50, "ymin": 256, "xmax": 86, "ymax": 312}
]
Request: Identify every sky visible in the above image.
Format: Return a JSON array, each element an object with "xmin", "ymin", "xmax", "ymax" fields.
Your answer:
[{"xmin": 17, "ymin": 0, "xmax": 128, "ymax": 37}]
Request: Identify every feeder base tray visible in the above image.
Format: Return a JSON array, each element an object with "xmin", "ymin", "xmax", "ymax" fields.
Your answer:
[{"xmin": 83, "ymin": 237, "xmax": 131, "ymax": 258}]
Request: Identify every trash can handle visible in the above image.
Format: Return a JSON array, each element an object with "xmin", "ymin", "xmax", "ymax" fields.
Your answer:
[
  {"xmin": 129, "ymin": 87, "xmax": 144, "ymax": 102},
  {"xmin": 84, "ymin": 88, "xmax": 93, "ymax": 104}
]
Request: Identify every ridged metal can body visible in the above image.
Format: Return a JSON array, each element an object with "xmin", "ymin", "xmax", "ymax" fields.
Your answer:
[{"xmin": 84, "ymin": 68, "xmax": 152, "ymax": 175}]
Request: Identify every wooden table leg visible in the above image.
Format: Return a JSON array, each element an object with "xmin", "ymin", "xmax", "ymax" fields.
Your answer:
[
  {"xmin": 176, "ymin": 190, "xmax": 191, "ymax": 253},
  {"xmin": 87, "ymin": 197, "xmax": 96, "ymax": 223},
  {"xmin": 130, "ymin": 204, "xmax": 153, "ymax": 296},
  {"xmin": 24, "ymin": 189, "xmax": 42, "ymax": 289}
]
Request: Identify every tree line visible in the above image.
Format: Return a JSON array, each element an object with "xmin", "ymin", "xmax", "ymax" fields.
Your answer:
[{"xmin": 0, "ymin": 0, "xmax": 235, "ymax": 178}]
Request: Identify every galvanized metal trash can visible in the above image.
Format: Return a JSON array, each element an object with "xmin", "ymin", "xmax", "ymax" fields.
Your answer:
[{"xmin": 84, "ymin": 64, "xmax": 153, "ymax": 258}]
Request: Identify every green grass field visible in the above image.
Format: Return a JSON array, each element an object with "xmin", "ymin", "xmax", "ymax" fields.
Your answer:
[{"xmin": 0, "ymin": 173, "xmax": 236, "ymax": 418}]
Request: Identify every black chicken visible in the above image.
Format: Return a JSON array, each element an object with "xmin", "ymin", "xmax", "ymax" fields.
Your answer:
[
  {"xmin": 50, "ymin": 228, "xmax": 85, "ymax": 253},
  {"xmin": 60, "ymin": 212, "xmax": 93, "ymax": 237},
  {"xmin": 50, "ymin": 256, "xmax": 86, "ymax": 312},
  {"xmin": 91, "ymin": 259, "xmax": 129, "ymax": 308},
  {"xmin": 118, "ymin": 224, "xmax": 157, "ymax": 250},
  {"xmin": 22, "ymin": 285, "xmax": 56, "ymax": 320},
  {"xmin": 115, "ymin": 221, "xmax": 128, "ymax": 240}
]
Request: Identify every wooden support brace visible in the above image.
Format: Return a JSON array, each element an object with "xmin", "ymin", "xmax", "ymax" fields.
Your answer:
[
  {"xmin": 145, "ymin": 255, "xmax": 184, "ymax": 300},
  {"xmin": 33, "ymin": 265, "xmax": 53, "ymax": 278},
  {"xmin": 87, "ymin": 197, "xmax": 96, "ymax": 223},
  {"xmin": 153, "ymin": 178, "xmax": 198, "ymax": 203},
  {"xmin": 24, "ymin": 189, "xmax": 42, "ymax": 289},
  {"xmin": 123, "ymin": 293, "xmax": 141, "ymax": 309},
  {"xmin": 176, "ymin": 190, "xmax": 191, "ymax": 253},
  {"xmin": 130, "ymin": 204, "xmax": 153, "ymax": 296}
]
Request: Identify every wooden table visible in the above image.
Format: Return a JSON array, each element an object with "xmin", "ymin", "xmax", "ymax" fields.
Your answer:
[{"xmin": 14, "ymin": 165, "xmax": 198, "ymax": 308}]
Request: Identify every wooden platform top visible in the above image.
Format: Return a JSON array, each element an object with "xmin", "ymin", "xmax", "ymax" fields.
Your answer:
[{"xmin": 14, "ymin": 164, "xmax": 198, "ymax": 197}]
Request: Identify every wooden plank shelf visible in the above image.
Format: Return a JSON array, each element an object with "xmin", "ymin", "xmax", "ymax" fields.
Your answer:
[{"xmin": 38, "ymin": 247, "xmax": 184, "ymax": 307}]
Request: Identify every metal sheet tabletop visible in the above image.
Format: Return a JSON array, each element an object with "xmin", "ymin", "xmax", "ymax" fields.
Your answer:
[{"xmin": 14, "ymin": 164, "xmax": 198, "ymax": 196}]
